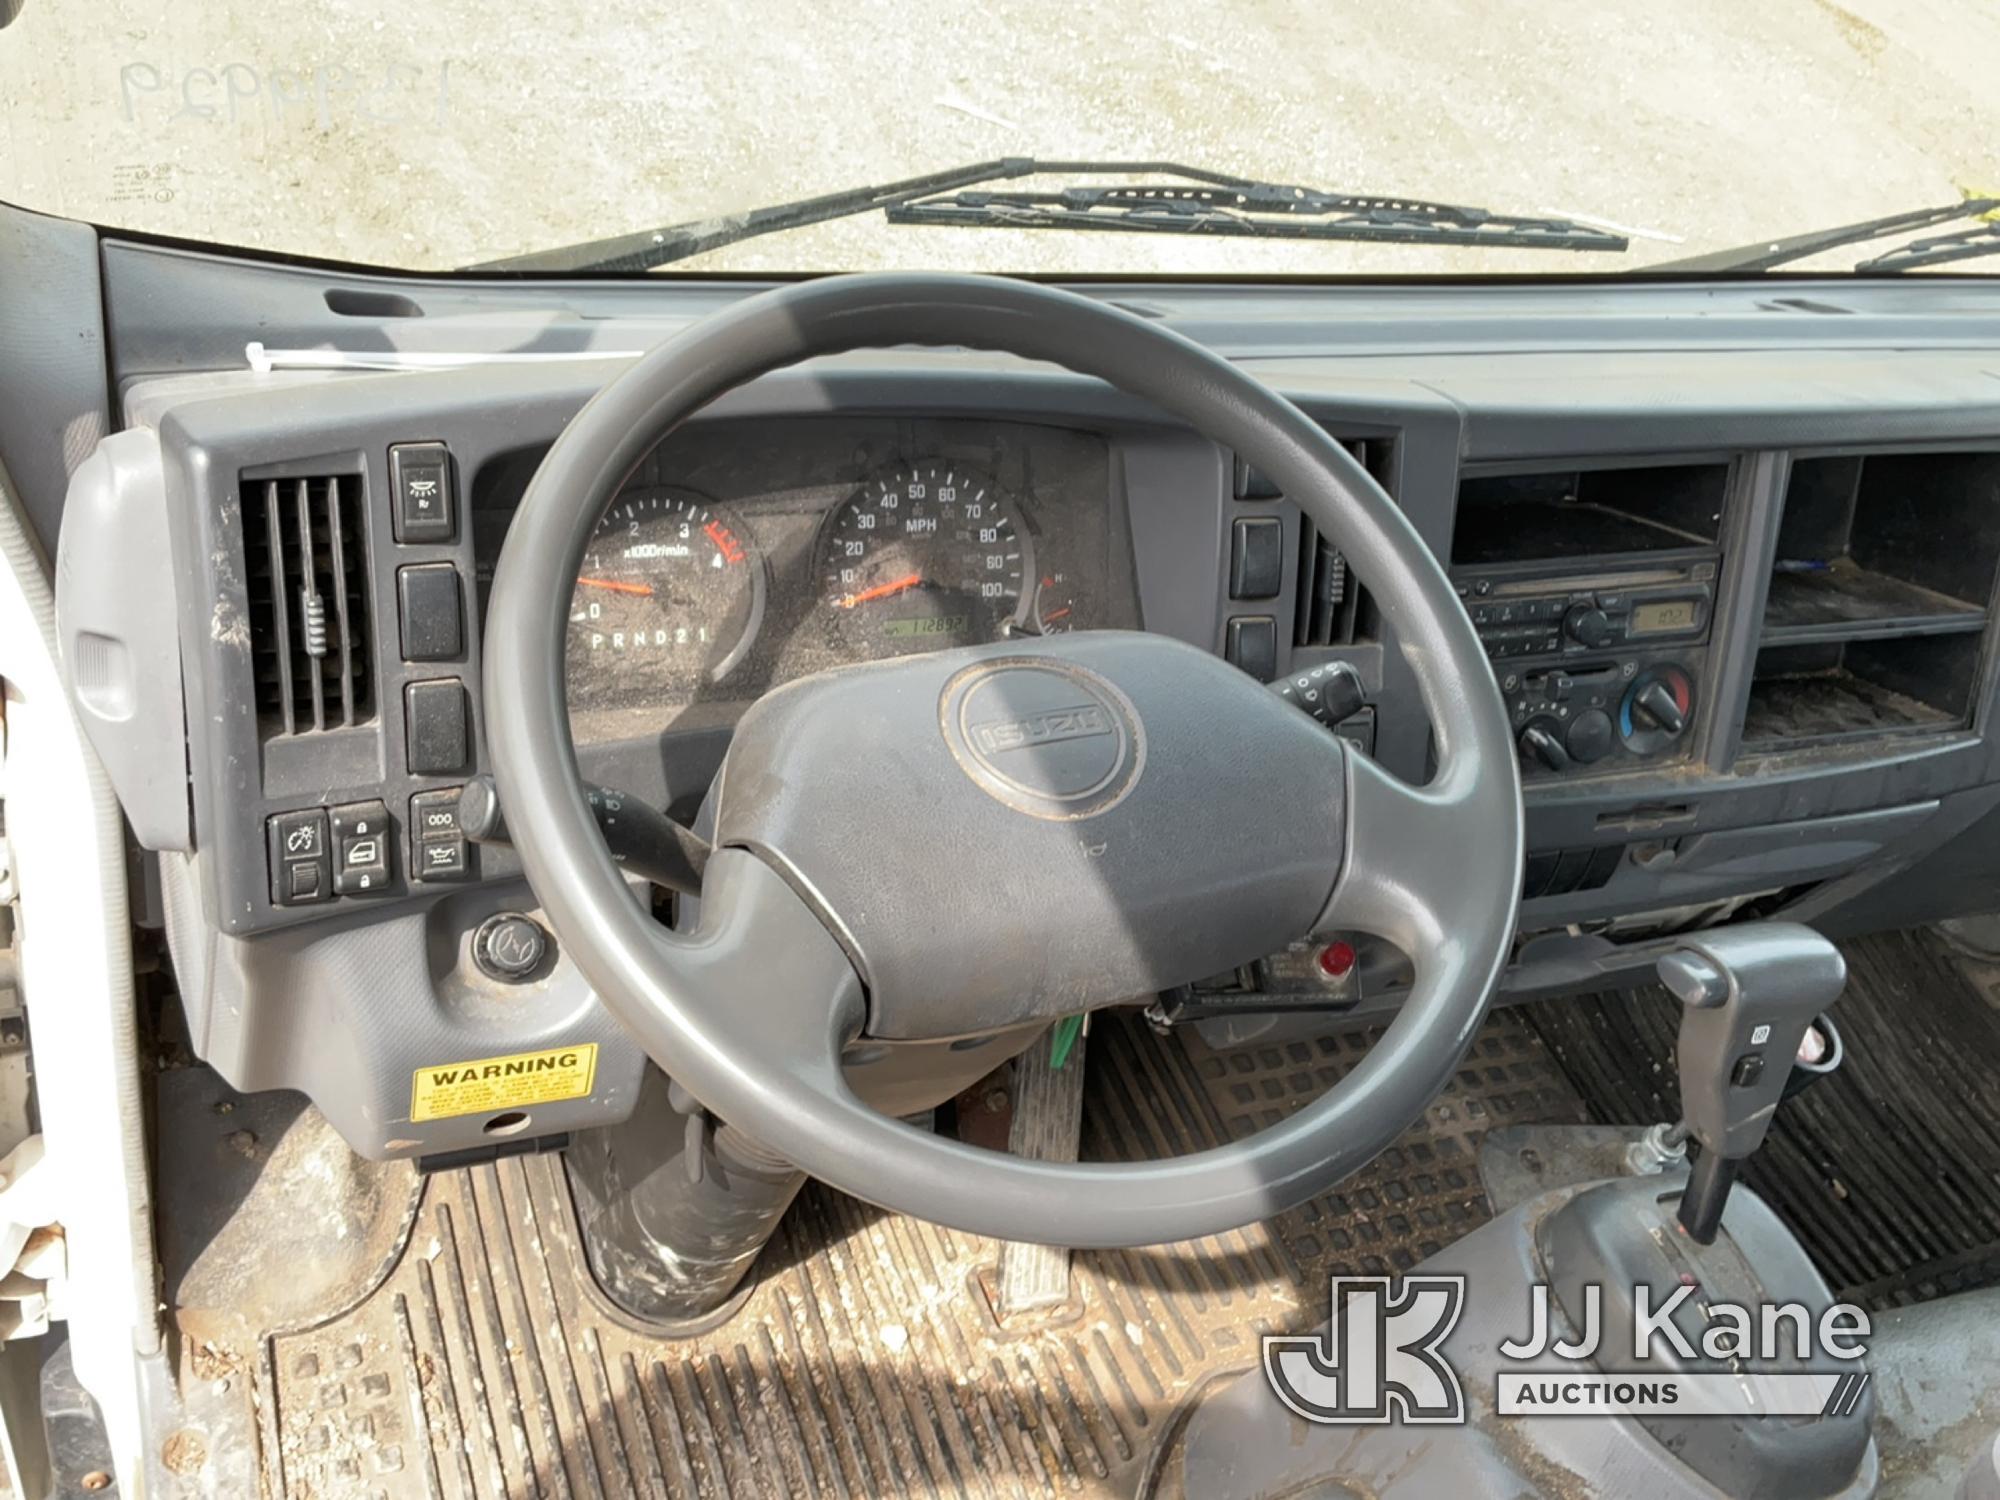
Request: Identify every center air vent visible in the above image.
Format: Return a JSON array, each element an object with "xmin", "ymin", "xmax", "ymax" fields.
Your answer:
[
  {"xmin": 1294, "ymin": 437, "xmax": 1394, "ymax": 647},
  {"xmin": 240, "ymin": 474, "xmax": 373, "ymax": 734}
]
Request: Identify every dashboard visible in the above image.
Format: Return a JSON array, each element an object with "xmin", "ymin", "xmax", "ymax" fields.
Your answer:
[{"xmin": 34, "ymin": 230, "xmax": 2000, "ymax": 1162}]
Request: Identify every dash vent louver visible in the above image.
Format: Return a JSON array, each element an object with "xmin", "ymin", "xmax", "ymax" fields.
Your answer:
[
  {"xmin": 1293, "ymin": 437, "xmax": 1394, "ymax": 647},
  {"xmin": 240, "ymin": 474, "xmax": 373, "ymax": 734}
]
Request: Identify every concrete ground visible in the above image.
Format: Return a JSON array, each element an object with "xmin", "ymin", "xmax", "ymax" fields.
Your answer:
[{"xmin": 2, "ymin": 0, "xmax": 1997, "ymax": 278}]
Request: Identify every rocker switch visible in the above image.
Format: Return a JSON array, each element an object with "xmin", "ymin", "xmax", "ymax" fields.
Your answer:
[{"xmin": 329, "ymin": 800, "xmax": 392, "ymax": 894}]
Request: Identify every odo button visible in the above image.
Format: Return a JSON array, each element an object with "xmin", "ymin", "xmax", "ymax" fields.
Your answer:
[{"xmin": 410, "ymin": 786, "xmax": 471, "ymax": 881}]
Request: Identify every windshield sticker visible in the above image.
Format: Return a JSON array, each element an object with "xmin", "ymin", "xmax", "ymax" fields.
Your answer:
[{"xmin": 118, "ymin": 59, "xmax": 452, "ymax": 131}]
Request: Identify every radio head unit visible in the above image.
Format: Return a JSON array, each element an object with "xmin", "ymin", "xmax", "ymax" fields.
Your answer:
[{"xmin": 1456, "ymin": 556, "xmax": 1716, "ymax": 664}]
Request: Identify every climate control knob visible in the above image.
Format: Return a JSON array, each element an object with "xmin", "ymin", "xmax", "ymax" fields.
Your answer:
[
  {"xmin": 1564, "ymin": 604, "xmax": 1613, "ymax": 649},
  {"xmin": 1634, "ymin": 680, "xmax": 1686, "ymax": 735},
  {"xmin": 1518, "ymin": 716, "xmax": 1570, "ymax": 772},
  {"xmin": 1620, "ymin": 665, "xmax": 1694, "ymax": 755}
]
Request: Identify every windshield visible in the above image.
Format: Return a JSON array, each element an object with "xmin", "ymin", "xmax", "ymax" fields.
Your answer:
[{"xmin": 3, "ymin": 1, "xmax": 1996, "ymax": 276}]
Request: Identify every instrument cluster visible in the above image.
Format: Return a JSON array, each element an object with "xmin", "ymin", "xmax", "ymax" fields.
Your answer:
[{"xmin": 539, "ymin": 418, "xmax": 1130, "ymax": 740}]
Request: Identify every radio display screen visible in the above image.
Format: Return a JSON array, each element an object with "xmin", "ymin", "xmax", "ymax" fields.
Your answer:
[{"xmin": 1632, "ymin": 599, "xmax": 1697, "ymax": 634}]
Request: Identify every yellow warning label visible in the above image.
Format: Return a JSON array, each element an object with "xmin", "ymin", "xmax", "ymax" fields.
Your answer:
[{"xmin": 410, "ymin": 1044, "xmax": 598, "ymax": 1123}]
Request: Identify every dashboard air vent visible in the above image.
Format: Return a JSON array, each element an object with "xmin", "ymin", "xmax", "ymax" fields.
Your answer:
[
  {"xmin": 1294, "ymin": 438, "xmax": 1395, "ymax": 647},
  {"xmin": 241, "ymin": 474, "xmax": 373, "ymax": 734}
]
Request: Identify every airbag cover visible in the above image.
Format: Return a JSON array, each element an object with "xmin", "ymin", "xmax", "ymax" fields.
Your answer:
[{"xmin": 712, "ymin": 630, "xmax": 1346, "ymax": 1039}]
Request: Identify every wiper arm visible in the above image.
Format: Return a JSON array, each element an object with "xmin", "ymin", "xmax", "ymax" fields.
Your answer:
[
  {"xmin": 479, "ymin": 158, "xmax": 1041, "ymax": 273},
  {"xmin": 476, "ymin": 158, "xmax": 1627, "ymax": 273},
  {"xmin": 1651, "ymin": 197, "xmax": 2000, "ymax": 273},
  {"xmin": 1856, "ymin": 221, "xmax": 2000, "ymax": 273}
]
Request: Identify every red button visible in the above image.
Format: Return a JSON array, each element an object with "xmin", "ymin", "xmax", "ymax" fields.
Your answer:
[{"xmin": 1318, "ymin": 940, "xmax": 1357, "ymax": 979}]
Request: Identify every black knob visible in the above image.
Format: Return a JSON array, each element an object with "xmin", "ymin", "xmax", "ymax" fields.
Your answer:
[
  {"xmin": 1635, "ymin": 680, "xmax": 1687, "ymax": 735},
  {"xmin": 472, "ymin": 912, "xmax": 549, "ymax": 983},
  {"xmin": 1519, "ymin": 719, "xmax": 1570, "ymax": 771},
  {"xmin": 1563, "ymin": 605, "xmax": 1612, "ymax": 648},
  {"xmin": 1566, "ymin": 708, "xmax": 1616, "ymax": 764}
]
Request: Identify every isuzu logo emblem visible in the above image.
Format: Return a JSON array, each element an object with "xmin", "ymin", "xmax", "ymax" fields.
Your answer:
[
  {"xmin": 941, "ymin": 658, "xmax": 1144, "ymax": 820},
  {"xmin": 968, "ymin": 702, "xmax": 1114, "ymax": 756}
]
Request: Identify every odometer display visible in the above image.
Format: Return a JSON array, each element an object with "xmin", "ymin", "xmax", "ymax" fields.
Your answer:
[
  {"xmin": 565, "ymin": 490, "xmax": 763, "ymax": 713},
  {"xmin": 882, "ymin": 614, "xmax": 971, "ymax": 638},
  {"xmin": 822, "ymin": 464, "xmax": 1027, "ymax": 654}
]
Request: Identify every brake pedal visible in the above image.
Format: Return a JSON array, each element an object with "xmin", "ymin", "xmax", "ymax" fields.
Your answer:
[{"xmin": 996, "ymin": 1022, "xmax": 1087, "ymax": 1318}]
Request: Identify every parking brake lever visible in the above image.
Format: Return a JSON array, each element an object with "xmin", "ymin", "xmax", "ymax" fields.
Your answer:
[
  {"xmin": 455, "ymin": 773, "xmax": 710, "ymax": 896},
  {"xmin": 1655, "ymin": 922, "xmax": 1847, "ymax": 1244}
]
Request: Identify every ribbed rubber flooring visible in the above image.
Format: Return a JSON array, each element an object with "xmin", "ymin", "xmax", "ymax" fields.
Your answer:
[
  {"xmin": 263, "ymin": 1011, "xmax": 1581, "ymax": 1499},
  {"xmin": 1178, "ymin": 1011, "xmax": 1585, "ymax": 1285},
  {"xmin": 1526, "ymin": 928, "xmax": 2000, "ymax": 1311}
]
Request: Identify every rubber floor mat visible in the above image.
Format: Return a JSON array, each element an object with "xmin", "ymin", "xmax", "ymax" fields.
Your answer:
[
  {"xmin": 260, "ymin": 1011, "xmax": 1584, "ymax": 1498},
  {"xmin": 264, "ymin": 1019, "xmax": 1292, "ymax": 1500},
  {"xmin": 1176, "ymin": 1009, "xmax": 1586, "ymax": 1286},
  {"xmin": 1525, "ymin": 928, "xmax": 2000, "ymax": 1310}
]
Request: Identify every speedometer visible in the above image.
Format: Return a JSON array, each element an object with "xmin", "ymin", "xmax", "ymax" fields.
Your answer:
[
  {"xmin": 565, "ymin": 489, "xmax": 764, "ymax": 713},
  {"xmin": 822, "ymin": 463, "xmax": 1028, "ymax": 654}
]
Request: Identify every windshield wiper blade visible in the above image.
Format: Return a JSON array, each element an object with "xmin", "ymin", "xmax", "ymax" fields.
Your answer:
[
  {"xmin": 885, "ymin": 176, "xmax": 1626, "ymax": 252},
  {"xmin": 1651, "ymin": 197, "xmax": 2000, "ymax": 273},
  {"xmin": 1856, "ymin": 220, "xmax": 2000, "ymax": 273},
  {"xmin": 475, "ymin": 158, "xmax": 1627, "ymax": 273}
]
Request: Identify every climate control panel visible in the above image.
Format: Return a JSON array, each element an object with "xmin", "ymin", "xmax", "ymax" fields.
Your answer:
[{"xmin": 1503, "ymin": 653, "xmax": 1698, "ymax": 776}]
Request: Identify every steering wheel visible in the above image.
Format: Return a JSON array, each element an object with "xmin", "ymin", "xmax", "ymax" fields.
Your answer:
[{"xmin": 484, "ymin": 274, "xmax": 1521, "ymax": 1248}]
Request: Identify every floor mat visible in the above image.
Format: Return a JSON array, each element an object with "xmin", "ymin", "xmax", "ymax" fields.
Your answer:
[
  {"xmin": 260, "ymin": 1010, "xmax": 1582, "ymax": 1499},
  {"xmin": 1175, "ymin": 1009, "xmax": 1585, "ymax": 1285},
  {"xmin": 1525, "ymin": 928, "xmax": 2000, "ymax": 1311}
]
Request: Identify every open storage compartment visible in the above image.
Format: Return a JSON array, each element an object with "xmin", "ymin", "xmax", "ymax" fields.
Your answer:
[
  {"xmin": 1762, "ymin": 452, "xmax": 2000, "ymax": 643},
  {"xmin": 1745, "ymin": 450, "xmax": 1999, "ymax": 752},
  {"xmin": 1743, "ymin": 634, "xmax": 1983, "ymax": 748},
  {"xmin": 1451, "ymin": 461, "xmax": 1728, "ymax": 568}
]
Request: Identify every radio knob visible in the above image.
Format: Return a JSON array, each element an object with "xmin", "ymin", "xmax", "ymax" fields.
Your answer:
[
  {"xmin": 1564, "ymin": 604, "xmax": 1613, "ymax": 649},
  {"xmin": 1566, "ymin": 708, "xmax": 1616, "ymax": 764}
]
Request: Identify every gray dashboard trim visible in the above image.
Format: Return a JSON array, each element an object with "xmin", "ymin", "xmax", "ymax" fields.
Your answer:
[
  {"xmin": 53, "ymin": 428, "xmax": 190, "ymax": 851},
  {"xmin": 95, "ymin": 236, "xmax": 2000, "ymax": 380}
]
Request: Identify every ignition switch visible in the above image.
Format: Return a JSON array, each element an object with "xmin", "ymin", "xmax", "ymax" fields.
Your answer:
[{"xmin": 472, "ymin": 912, "xmax": 549, "ymax": 983}]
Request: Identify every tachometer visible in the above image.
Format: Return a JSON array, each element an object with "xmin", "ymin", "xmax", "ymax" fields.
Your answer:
[
  {"xmin": 822, "ymin": 463, "xmax": 1028, "ymax": 653},
  {"xmin": 565, "ymin": 489, "xmax": 763, "ymax": 712}
]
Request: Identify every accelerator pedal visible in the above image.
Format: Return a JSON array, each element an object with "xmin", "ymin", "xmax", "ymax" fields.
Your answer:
[{"xmin": 995, "ymin": 1019, "xmax": 1087, "ymax": 1320}]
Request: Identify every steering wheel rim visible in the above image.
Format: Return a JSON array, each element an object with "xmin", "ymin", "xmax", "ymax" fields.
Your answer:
[{"xmin": 485, "ymin": 272, "xmax": 1522, "ymax": 1248}]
